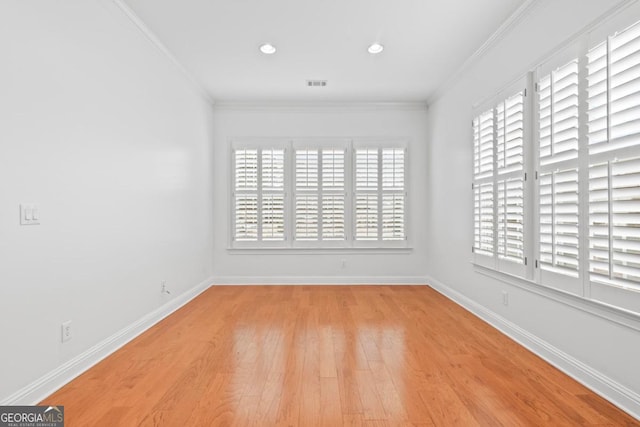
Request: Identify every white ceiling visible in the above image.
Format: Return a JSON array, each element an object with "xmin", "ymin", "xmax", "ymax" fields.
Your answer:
[{"xmin": 123, "ymin": 0, "xmax": 528, "ymax": 102}]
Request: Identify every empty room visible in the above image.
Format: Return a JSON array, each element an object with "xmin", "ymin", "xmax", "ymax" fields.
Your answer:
[{"xmin": 2, "ymin": 0, "xmax": 640, "ymax": 425}]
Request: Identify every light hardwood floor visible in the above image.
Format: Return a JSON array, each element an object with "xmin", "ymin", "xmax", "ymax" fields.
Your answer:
[{"xmin": 42, "ymin": 286, "xmax": 639, "ymax": 426}]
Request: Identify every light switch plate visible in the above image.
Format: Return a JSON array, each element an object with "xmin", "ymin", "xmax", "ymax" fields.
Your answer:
[{"xmin": 20, "ymin": 204, "xmax": 40, "ymax": 225}]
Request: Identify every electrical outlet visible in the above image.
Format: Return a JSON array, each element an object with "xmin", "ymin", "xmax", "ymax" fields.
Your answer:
[
  {"xmin": 502, "ymin": 291, "xmax": 509, "ymax": 306},
  {"xmin": 61, "ymin": 321, "xmax": 72, "ymax": 343}
]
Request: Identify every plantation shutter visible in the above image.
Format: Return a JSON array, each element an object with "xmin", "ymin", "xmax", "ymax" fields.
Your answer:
[
  {"xmin": 474, "ymin": 182, "xmax": 494, "ymax": 256},
  {"xmin": 233, "ymin": 147, "xmax": 286, "ymax": 243},
  {"xmin": 472, "ymin": 83, "xmax": 527, "ymax": 275},
  {"xmin": 232, "ymin": 140, "xmax": 407, "ymax": 248},
  {"xmin": 321, "ymin": 149, "xmax": 346, "ymax": 240},
  {"xmin": 234, "ymin": 149, "xmax": 259, "ymax": 241},
  {"xmin": 538, "ymin": 61, "xmax": 580, "ymax": 165},
  {"xmin": 295, "ymin": 149, "xmax": 319, "ymax": 240},
  {"xmin": 497, "ymin": 91, "xmax": 525, "ymax": 264},
  {"xmin": 382, "ymin": 148, "xmax": 406, "ymax": 241},
  {"xmin": 261, "ymin": 149, "xmax": 285, "ymax": 241},
  {"xmin": 475, "ymin": 111, "xmax": 495, "ymax": 179},
  {"xmin": 537, "ymin": 59, "xmax": 580, "ymax": 279},
  {"xmin": 587, "ymin": 20, "xmax": 640, "ymax": 290},
  {"xmin": 497, "ymin": 177, "xmax": 525, "ymax": 262},
  {"xmin": 355, "ymin": 149, "xmax": 380, "ymax": 240},
  {"xmin": 294, "ymin": 147, "xmax": 347, "ymax": 242},
  {"xmin": 473, "ymin": 110, "xmax": 495, "ymax": 257},
  {"xmin": 496, "ymin": 92, "xmax": 525, "ymax": 173}
]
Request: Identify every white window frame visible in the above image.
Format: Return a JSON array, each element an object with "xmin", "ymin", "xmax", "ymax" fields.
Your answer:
[
  {"xmin": 230, "ymin": 138, "xmax": 409, "ymax": 250},
  {"xmin": 231, "ymin": 139, "xmax": 289, "ymax": 248},
  {"xmin": 533, "ymin": 41, "xmax": 584, "ymax": 296},
  {"xmin": 353, "ymin": 140, "xmax": 409, "ymax": 249},
  {"xmin": 472, "ymin": 76, "xmax": 532, "ymax": 279},
  {"xmin": 292, "ymin": 139, "xmax": 351, "ymax": 248},
  {"xmin": 583, "ymin": 9, "xmax": 640, "ymax": 312}
]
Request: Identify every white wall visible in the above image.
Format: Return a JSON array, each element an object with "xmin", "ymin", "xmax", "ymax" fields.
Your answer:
[
  {"xmin": 0, "ymin": 1, "xmax": 214, "ymax": 402},
  {"xmin": 425, "ymin": 0, "xmax": 640, "ymax": 417},
  {"xmin": 211, "ymin": 105, "xmax": 428, "ymax": 283}
]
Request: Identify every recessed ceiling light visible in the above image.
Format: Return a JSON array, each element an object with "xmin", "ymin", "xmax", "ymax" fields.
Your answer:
[
  {"xmin": 367, "ymin": 43, "xmax": 384, "ymax": 54},
  {"xmin": 259, "ymin": 43, "xmax": 276, "ymax": 55}
]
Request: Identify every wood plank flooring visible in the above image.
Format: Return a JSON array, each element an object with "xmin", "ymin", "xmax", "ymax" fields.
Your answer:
[{"xmin": 42, "ymin": 286, "xmax": 639, "ymax": 426}]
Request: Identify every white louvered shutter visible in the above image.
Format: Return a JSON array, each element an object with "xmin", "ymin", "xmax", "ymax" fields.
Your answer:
[
  {"xmin": 587, "ymin": 20, "xmax": 640, "ymax": 289},
  {"xmin": 321, "ymin": 149, "xmax": 346, "ymax": 240},
  {"xmin": 538, "ymin": 60, "xmax": 580, "ymax": 278},
  {"xmin": 295, "ymin": 147, "xmax": 347, "ymax": 243},
  {"xmin": 382, "ymin": 148, "xmax": 405, "ymax": 241},
  {"xmin": 475, "ymin": 111, "xmax": 494, "ymax": 179},
  {"xmin": 497, "ymin": 92, "xmax": 525, "ymax": 173},
  {"xmin": 497, "ymin": 177, "xmax": 524, "ymax": 262},
  {"xmin": 473, "ymin": 110, "xmax": 495, "ymax": 257},
  {"xmin": 589, "ymin": 159, "xmax": 640, "ymax": 285},
  {"xmin": 496, "ymin": 91, "xmax": 525, "ymax": 264},
  {"xmin": 355, "ymin": 149, "xmax": 380, "ymax": 240},
  {"xmin": 539, "ymin": 61, "xmax": 580, "ymax": 165},
  {"xmin": 356, "ymin": 149, "xmax": 378, "ymax": 190},
  {"xmin": 295, "ymin": 149, "xmax": 319, "ymax": 240},
  {"xmin": 474, "ymin": 182, "xmax": 494, "ymax": 256},
  {"xmin": 235, "ymin": 149, "xmax": 258, "ymax": 192},
  {"xmin": 234, "ymin": 149, "xmax": 259, "ymax": 241},
  {"xmin": 539, "ymin": 168, "xmax": 580, "ymax": 274},
  {"xmin": 261, "ymin": 149, "xmax": 285, "ymax": 241}
]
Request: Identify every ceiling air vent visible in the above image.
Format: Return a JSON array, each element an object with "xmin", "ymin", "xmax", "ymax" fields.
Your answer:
[{"xmin": 307, "ymin": 80, "xmax": 327, "ymax": 87}]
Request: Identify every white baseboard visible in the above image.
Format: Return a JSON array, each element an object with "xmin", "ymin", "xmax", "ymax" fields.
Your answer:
[
  {"xmin": 426, "ymin": 275, "xmax": 640, "ymax": 421},
  {"xmin": 212, "ymin": 275, "xmax": 428, "ymax": 285},
  {"xmin": 0, "ymin": 276, "xmax": 214, "ymax": 406}
]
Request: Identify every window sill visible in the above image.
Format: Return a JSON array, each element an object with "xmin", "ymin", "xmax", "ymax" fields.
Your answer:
[{"xmin": 227, "ymin": 247, "xmax": 413, "ymax": 255}]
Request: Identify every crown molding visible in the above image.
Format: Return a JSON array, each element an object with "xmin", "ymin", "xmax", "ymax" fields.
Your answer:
[
  {"xmin": 426, "ymin": 0, "xmax": 541, "ymax": 105},
  {"xmin": 213, "ymin": 101, "xmax": 428, "ymax": 113},
  {"xmin": 112, "ymin": 0, "xmax": 215, "ymax": 106},
  {"xmin": 428, "ymin": 0, "xmax": 640, "ymax": 106}
]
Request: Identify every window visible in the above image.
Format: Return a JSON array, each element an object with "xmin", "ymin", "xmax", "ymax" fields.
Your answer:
[
  {"xmin": 472, "ymin": 12, "xmax": 640, "ymax": 314},
  {"xmin": 354, "ymin": 147, "xmax": 407, "ymax": 243},
  {"xmin": 473, "ymin": 110, "xmax": 495, "ymax": 257},
  {"xmin": 472, "ymin": 82, "xmax": 527, "ymax": 276},
  {"xmin": 537, "ymin": 59, "xmax": 581, "ymax": 292},
  {"xmin": 587, "ymin": 20, "xmax": 640, "ymax": 294},
  {"xmin": 294, "ymin": 146, "xmax": 347, "ymax": 244},
  {"xmin": 233, "ymin": 146, "xmax": 285, "ymax": 245},
  {"xmin": 232, "ymin": 140, "xmax": 408, "ymax": 249}
]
